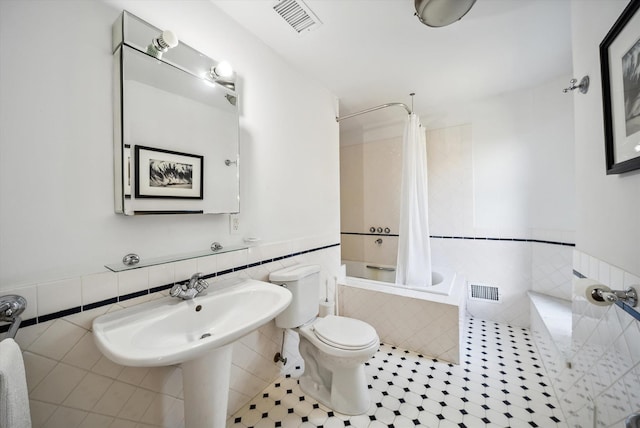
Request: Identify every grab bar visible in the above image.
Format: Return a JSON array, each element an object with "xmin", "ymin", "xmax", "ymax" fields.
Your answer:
[
  {"xmin": 0, "ymin": 295, "xmax": 27, "ymax": 341},
  {"xmin": 366, "ymin": 265, "xmax": 396, "ymax": 272}
]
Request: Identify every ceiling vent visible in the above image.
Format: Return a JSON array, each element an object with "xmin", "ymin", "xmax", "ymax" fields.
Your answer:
[{"xmin": 273, "ymin": 0, "xmax": 322, "ymax": 34}]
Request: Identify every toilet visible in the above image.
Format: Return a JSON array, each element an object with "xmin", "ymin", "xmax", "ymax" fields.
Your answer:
[{"xmin": 269, "ymin": 264, "xmax": 379, "ymax": 415}]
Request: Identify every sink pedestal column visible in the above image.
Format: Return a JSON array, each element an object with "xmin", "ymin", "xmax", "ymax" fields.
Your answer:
[{"xmin": 182, "ymin": 344, "xmax": 233, "ymax": 428}]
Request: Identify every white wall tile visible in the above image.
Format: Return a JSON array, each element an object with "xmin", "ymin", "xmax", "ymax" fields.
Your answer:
[
  {"xmin": 117, "ymin": 387, "xmax": 156, "ymax": 421},
  {"xmin": 29, "ymin": 399, "xmax": 57, "ymax": 428},
  {"xmin": 78, "ymin": 413, "xmax": 114, "ymax": 428},
  {"xmin": 37, "ymin": 278, "xmax": 81, "ymax": 316},
  {"xmin": 92, "ymin": 381, "xmax": 136, "ymax": 417},
  {"xmin": 1, "ymin": 284, "xmax": 37, "ymax": 321},
  {"xmin": 81, "ymin": 272, "xmax": 117, "ymax": 306},
  {"xmin": 173, "ymin": 258, "xmax": 198, "ymax": 283},
  {"xmin": 62, "ymin": 332, "xmax": 104, "ymax": 371},
  {"xmin": 148, "ymin": 263, "xmax": 174, "ymax": 289},
  {"xmin": 44, "ymin": 406, "xmax": 87, "ymax": 428},
  {"xmin": 553, "ymin": 251, "xmax": 640, "ymax": 426},
  {"xmin": 23, "ymin": 352, "xmax": 57, "ymax": 393},
  {"xmin": 27, "ymin": 319, "xmax": 86, "ymax": 361},
  {"xmin": 30, "ymin": 362, "xmax": 87, "ymax": 404},
  {"xmin": 196, "ymin": 254, "xmax": 217, "ymax": 276},
  {"xmin": 117, "ymin": 268, "xmax": 149, "ymax": 297},
  {"xmin": 63, "ymin": 372, "xmax": 114, "ymax": 411}
]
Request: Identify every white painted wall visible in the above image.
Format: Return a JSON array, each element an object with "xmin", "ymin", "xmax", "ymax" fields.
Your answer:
[
  {"xmin": 571, "ymin": 0, "xmax": 640, "ymax": 277},
  {"xmin": 423, "ymin": 75, "xmax": 576, "ymax": 239},
  {"xmin": 0, "ymin": 0, "xmax": 340, "ymax": 287}
]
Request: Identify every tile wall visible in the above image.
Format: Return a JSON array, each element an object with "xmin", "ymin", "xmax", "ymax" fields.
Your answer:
[
  {"xmin": 1, "ymin": 238, "xmax": 341, "ymax": 428},
  {"xmin": 340, "ymin": 123, "xmax": 575, "ymax": 328},
  {"xmin": 338, "ymin": 283, "xmax": 465, "ymax": 364},
  {"xmin": 531, "ymin": 249, "xmax": 640, "ymax": 427}
]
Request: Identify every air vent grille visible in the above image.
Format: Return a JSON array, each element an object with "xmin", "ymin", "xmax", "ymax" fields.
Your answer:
[
  {"xmin": 273, "ymin": 0, "xmax": 322, "ymax": 33},
  {"xmin": 469, "ymin": 284, "xmax": 501, "ymax": 303}
]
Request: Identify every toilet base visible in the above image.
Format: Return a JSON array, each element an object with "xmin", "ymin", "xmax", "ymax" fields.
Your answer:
[
  {"xmin": 298, "ymin": 336, "xmax": 371, "ymax": 415},
  {"xmin": 299, "ymin": 366, "xmax": 370, "ymax": 415}
]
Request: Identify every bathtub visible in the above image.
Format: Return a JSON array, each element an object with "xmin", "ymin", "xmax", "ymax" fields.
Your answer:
[
  {"xmin": 342, "ymin": 261, "xmax": 457, "ymax": 296},
  {"xmin": 338, "ymin": 264, "xmax": 466, "ymax": 364}
]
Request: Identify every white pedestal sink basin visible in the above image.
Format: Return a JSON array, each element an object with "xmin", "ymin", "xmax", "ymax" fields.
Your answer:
[{"xmin": 93, "ymin": 277, "xmax": 292, "ymax": 427}]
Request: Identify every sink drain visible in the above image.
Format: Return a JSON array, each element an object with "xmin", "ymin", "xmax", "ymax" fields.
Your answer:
[{"xmin": 200, "ymin": 333, "xmax": 211, "ymax": 339}]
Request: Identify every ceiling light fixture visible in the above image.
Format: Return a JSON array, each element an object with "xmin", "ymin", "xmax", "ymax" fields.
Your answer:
[{"xmin": 414, "ymin": 0, "xmax": 477, "ymax": 27}]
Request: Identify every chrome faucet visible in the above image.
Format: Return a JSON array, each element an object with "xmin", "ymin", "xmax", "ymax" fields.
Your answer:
[{"xmin": 170, "ymin": 273, "xmax": 209, "ymax": 300}]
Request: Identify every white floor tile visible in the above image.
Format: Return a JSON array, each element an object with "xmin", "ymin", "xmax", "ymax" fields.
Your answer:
[{"xmin": 226, "ymin": 317, "xmax": 568, "ymax": 427}]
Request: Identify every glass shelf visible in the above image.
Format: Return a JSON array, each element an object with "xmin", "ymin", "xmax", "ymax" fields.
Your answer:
[{"xmin": 105, "ymin": 245, "xmax": 248, "ymax": 272}]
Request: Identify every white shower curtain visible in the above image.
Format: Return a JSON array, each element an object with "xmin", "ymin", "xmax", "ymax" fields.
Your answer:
[{"xmin": 396, "ymin": 113, "xmax": 432, "ymax": 287}]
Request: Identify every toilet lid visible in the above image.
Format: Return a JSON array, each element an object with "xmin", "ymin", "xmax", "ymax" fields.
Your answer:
[{"xmin": 313, "ymin": 315, "xmax": 378, "ymax": 350}]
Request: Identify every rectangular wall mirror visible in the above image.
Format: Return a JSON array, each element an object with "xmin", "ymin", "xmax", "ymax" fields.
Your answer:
[{"xmin": 113, "ymin": 11, "xmax": 240, "ymax": 215}]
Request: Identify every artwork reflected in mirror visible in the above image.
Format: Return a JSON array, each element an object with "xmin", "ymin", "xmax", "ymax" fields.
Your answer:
[{"xmin": 134, "ymin": 146, "xmax": 203, "ymax": 199}]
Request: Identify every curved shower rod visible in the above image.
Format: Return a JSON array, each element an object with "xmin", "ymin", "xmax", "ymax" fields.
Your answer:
[{"xmin": 335, "ymin": 102, "xmax": 412, "ymax": 122}]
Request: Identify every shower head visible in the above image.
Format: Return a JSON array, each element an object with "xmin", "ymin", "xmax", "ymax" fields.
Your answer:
[{"xmin": 414, "ymin": 0, "xmax": 477, "ymax": 27}]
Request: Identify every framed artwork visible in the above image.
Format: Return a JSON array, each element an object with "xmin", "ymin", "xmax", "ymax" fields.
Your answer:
[
  {"xmin": 134, "ymin": 145, "xmax": 203, "ymax": 199},
  {"xmin": 600, "ymin": 0, "xmax": 640, "ymax": 174}
]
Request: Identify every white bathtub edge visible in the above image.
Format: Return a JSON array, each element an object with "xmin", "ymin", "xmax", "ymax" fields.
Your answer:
[{"xmin": 338, "ymin": 268, "xmax": 465, "ymax": 307}]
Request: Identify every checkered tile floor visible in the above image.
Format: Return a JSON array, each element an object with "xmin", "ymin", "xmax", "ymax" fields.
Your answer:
[{"xmin": 227, "ymin": 318, "xmax": 567, "ymax": 427}]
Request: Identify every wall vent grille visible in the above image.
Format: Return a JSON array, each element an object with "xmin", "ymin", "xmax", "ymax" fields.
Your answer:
[
  {"xmin": 273, "ymin": 0, "xmax": 322, "ymax": 34},
  {"xmin": 469, "ymin": 284, "xmax": 501, "ymax": 303}
]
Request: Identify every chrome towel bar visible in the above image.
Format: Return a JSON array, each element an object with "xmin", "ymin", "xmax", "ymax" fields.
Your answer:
[
  {"xmin": 0, "ymin": 295, "xmax": 27, "ymax": 341},
  {"xmin": 366, "ymin": 265, "xmax": 396, "ymax": 272}
]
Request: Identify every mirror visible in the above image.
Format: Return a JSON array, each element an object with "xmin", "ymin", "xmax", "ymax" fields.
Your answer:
[{"xmin": 113, "ymin": 11, "xmax": 239, "ymax": 215}]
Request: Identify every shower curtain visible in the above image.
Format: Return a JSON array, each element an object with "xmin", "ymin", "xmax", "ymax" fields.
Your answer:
[{"xmin": 396, "ymin": 113, "xmax": 432, "ymax": 287}]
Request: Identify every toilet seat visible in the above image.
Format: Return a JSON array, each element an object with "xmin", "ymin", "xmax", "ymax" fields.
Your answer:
[{"xmin": 312, "ymin": 315, "xmax": 378, "ymax": 350}]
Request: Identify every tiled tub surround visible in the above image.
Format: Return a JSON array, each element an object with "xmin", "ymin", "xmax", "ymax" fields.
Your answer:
[
  {"xmin": 431, "ymin": 235, "xmax": 574, "ymax": 329},
  {"xmin": 338, "ymin": 272, "xmax": 466, "ymax": 365},
  {"xmin": 529, "ymin": 249, "xmax": 640, "ymax": 428},
  {"xmin": 342, "ymin": 123, "xmax": 576, "ymax": 330},
  {"xmin": 0, "ymin": 239, "xmax": 341, "ymax": 428}
]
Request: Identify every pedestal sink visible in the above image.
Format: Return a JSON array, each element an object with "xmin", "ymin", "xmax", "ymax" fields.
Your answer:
[{"xmin": 93, "ymin": 277, "xmax": 292, "ymax": 428}]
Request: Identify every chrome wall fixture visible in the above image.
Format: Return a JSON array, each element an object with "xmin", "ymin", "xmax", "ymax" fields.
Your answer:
[
  {"xmin": 414, "ymin": 0, "xmax": 477, "ymax": 27},
  {"xmin": 562, "ymin": 76, "xmax": 590, "ymax": 94},
  {"xmin": 0, "ymin": 295, "xmax": 27, "ymax": 340},
  {"xmin": 122, "ymin": 253, "xmax": 140, "ymax": 266},
  {"xmin": 589, "ymin": 285, "xmax": 637, "ymax": 307},
  {"xmin": 146, "ymin": 29, "xmax": 179, "ymax": 59}
]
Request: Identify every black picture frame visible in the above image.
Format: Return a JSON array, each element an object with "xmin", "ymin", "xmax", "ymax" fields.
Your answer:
[
  {"xmin": 134, "ymin": 145, "xmax": 204, "ymax": 199},
  {"xmin": 600, "ymin": 0, "xmax": 640, "ymax": 174}
]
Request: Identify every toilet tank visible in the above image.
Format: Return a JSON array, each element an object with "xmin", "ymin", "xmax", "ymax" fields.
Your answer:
[{"xmin": 269, "ymin": 264, "xmax": 321, "ymax": 328}]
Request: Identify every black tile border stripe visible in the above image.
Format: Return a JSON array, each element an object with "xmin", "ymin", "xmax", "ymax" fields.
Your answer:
[
  {"xmin": 3, "ymin": 242, "xmax": 341, "ymax": 333},
  {"xmin": 341, "ymin": 232, "xmax": 399, "ymax": 237},
  {"xmin": 341, "ymin": 233, "xmax": 575, "ymax": 247},
  {"xmin": 573, "ymin": 269, "xmax": 640, "ymax": 322},
  {"xmin": 432, "ymin": 235, "xmax": 576, "ymax": 247}
]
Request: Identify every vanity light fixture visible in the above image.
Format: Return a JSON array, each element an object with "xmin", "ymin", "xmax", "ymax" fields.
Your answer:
[
  {"xmin": 415, "ymin": 0, "xmax": 477, "ymax": 27},
  {"xmin": 209, "ymin": 61, "xmax": 236, "ymax": 90},
  {"xmin": 146, "ymin": 30, "xmax": 179, "ymax": 59}
]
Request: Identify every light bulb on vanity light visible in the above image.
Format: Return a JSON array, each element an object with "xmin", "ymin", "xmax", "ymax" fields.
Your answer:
[
  {"xmin": 147, "ymin": 30, "xmax": 178, "ymax": 59},
  {"xmin": 209, "ymin": 61, "xmax": 236, "ymax": 90},
  {"xmin": 211, "ymin": 61, "xmax": 234, "ymax": 79}
]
